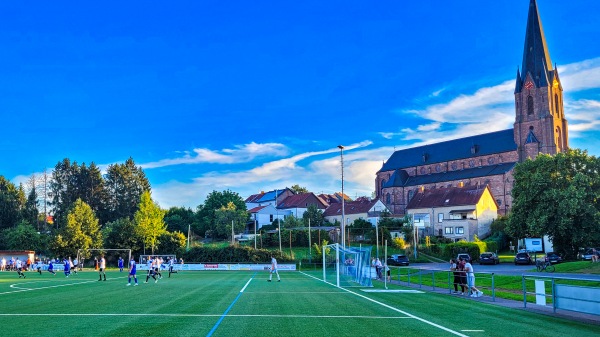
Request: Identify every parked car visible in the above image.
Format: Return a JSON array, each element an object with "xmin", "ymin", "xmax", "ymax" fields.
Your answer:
[
  {"xmin": 580, "ymin": 248, "xmax": 600, "ymax": 261},
  {"xmin": 514, "ymin": 252, "xmax": 534, "ymax": 265},
  {"xmin": 479, "ymin": 252, "xmax": 500, "ymax": 265},
  {"xmin": 457, "ymin": 253, "xmax": 472, "ymax": 263},
  {"xmin": 387, "ymin": 254, "xmax": 410, "ymax": 266},
  {"xmin": 545, "ymin": 252, "xmax": 563, "ymax": 264}
]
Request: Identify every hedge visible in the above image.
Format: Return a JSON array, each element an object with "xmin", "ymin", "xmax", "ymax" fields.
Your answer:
[{"xmin": 182, "ymin": 245, "xmax": 291, "ymax": 263}]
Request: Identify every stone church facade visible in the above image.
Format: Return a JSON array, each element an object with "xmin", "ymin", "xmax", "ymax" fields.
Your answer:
[{"xmin": 376, "ymin": 0, "xmax": 569, "ymax": 216}]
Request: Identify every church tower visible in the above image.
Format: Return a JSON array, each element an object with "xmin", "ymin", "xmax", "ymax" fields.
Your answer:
[{"xmin": 514, "ymin": 0, "xmax": 568, "ymax": 162}]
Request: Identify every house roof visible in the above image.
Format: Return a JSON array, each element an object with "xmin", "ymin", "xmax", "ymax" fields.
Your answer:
[
  {"xmin": 323, "ymin": 199, "xmax": 379, "ymax": 217},
  {"xmin": 379, "ymin": 129, "xmax": 517, "ymax": 172},
  {"xmin": 245, "ymin": 193, "xmax": 264, "ymax": 203},
  {"xmin": 383, "ymin": 162, "xmax": 516, "ymax": 188},
  {"xmin": 245, "ymin": 188, "xmax": 292, "ymax": 203},
  {"xmin": 406, "ymin": 185, "xmax": 490, "ymax": 210},
  {"xmin": 278, "ymin": 193, "xmax": 327, "ymax": 209},
  {"xmin": 248, "ymin": 205, "xmax": 267, "ymax": 213}
]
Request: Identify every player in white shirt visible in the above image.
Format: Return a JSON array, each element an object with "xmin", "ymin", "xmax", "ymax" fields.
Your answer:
[
  {"xmin": 98, "ymin": 255, "xmax": 106, "ymax": 281},
  {"xmin": 145, "ymin": 257, "xmax": 158, "ymax": 283},
  {"xmin": 16, "ymin": 258, "xmax": 26, "ymax": 278},
  {"xmin": 268, "ymin": 255, "xmax": 280, "ymax": 282}
]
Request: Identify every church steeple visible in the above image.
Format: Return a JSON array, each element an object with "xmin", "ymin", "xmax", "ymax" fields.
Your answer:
[
  {"xmin": 514, "ymin": 0, "xmax": 568, "ymax": 161},
  {"xmin": 518, "ymin": 0, "xmax": 553, "ymax": 90}
]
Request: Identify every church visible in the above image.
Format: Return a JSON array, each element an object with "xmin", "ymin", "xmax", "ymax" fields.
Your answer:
[{"xmin": 375, "ymin": 0, "xmax": 568, "ymax": 219}]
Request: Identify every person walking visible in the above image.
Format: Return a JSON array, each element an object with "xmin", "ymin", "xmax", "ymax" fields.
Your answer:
[
  {"xmin": 268, "ymin": 255, "xmax": 281, "ymax": 282},
  {"xmin": 464, "ymin": 259, "xmax": 483, "ymax": 297},
  {"xmin": 16, "ymin": 258, "xmax": 26, "ymax": 278},
  {"xmin": 126, "ymin": 258, "xmax": 138, "ymax": 286},
  {"xmin": 450, "ymin": 259, "xmax": 462, "ymax": 294}
]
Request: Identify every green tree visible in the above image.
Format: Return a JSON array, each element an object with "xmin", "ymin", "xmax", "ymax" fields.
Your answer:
[
  {"xmin": 282, "ymin": 215, "xmax": 302, "ymax": 229},
  {"xmin": 290, "ymin": 184, "xmax": 308, "ymax": 194},
  {"xmin": 1, "ymin": 220, "xmax": 47, "ymax": 253},
  {"xmin": 214, "ymin": 202, "xmax": 248, "ymax": 241},
  {"xmin": 164, "ymin": 207, "xmax": 196, "ymax": 234},
  {"xmin": 196, "ymin": 190, "xmax": 247, "ymax": 238},
  {"xmin": 23, "ymin": 185, "xmax": 39, "ymax": 229},
  {"xmin": 507, "ymin": 149, "xmax": 600, "ymax": 258},
  {"xmin": 50, "ymin": 199, "xmax": 103, "ymax": 258},
  {"xmin": 302, "ymin": 204, "xmax": 324, "ymax": 227},
  {"xmin": 134, "ymin": 191, "xmax": 166, "ymax": 254},
  {"xmin": 102, "ymin": 217, "xmax": 142, "ymax": 254},
  {"xmin": 49, "ymin": 159, "xmax": 80, "ymax": 228},
  {"xmin": 105, "ymin": 157, "xmax": 151, "ymax": 223},
  {"xmin": 0, "ymin": 176, "xmax": 23, "ymax": 230},
  {"xmin": 156, "ymin": 231, "xmax": 186, "ymax": 254}
]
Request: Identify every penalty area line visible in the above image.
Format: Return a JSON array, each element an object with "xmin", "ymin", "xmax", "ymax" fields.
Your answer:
[
  {"xmin": 0, "ymin": 313, "xmax": 410, "ymax": 319},
  {"xmin": 300, "ymin": 272, "xmax": 469, "ymax": 337}
]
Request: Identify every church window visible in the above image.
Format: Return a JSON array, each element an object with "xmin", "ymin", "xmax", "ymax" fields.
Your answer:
[
  {"xmin": 420, "ymin": 167, "xmax": 426, "ymax": 175},
  {"xmin": 469, "ymin": 160, "xmax": 475, "ymax": 168},
  {"xmin": 488, "ymin": 157, "xmax": 495, "ymax": 165},
  {"xmin": 435, "ymin": 164, "xmax": 441, "ymax": 173},
  {"xmin": 408, "ymin": 190, "xmax": 415, "ymax": 202},
  {"xmin": 554, "ymin": 94, "xmax": 560, "ymax": 116},
  {"xmin": 527, "ymin": 95, "xmax": 534, "ymax": 115},
  {"xmin": 496, "ymin": 199, "xmax": 503, "ymax": 206},
  {"xmin": 386, "ymin": 193, "xmax": 391, "ymax": 204},
  {"xmin": 451, "ymin": 162, "xmax": 457, "ymax": 170}
]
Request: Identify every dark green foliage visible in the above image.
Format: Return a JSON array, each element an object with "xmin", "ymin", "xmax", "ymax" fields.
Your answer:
[
  {"xmin": 182, "ymin": 245, "xmax": 290, "ymax": 263},
  {"xmin": 164, "ymin": 207, "xmax": 196, "ymax": 233},
  {"xmin": 507, "ymin": 149, "xmax": 600, "ymax": 259},
  {"xmin": 0, "ymin": 176, "xmax": 24, "ymax": 230},
  {"xmin": 102, "ymin": 217, "xmax": 143, "ymax": 254},
  {"xmin": 156, "ymin": 231, "xmax": 186, "ymax": 255},
  {"xmin": 195, "ymin": 190, "xmax": 247, "ymax": 238},
  {"xmin": 302, "ymin": 204, "xmax": 324, "ymax": 227},
  {"xmin": 0, "ymin": 220, "xmax": 48, "ymax": 253},
  {"xmin": 105, "ymin": 157, "xmax": 151, "ymax": 223},
  {"xmin": 443, "ymin": 242, "xmax": 482, "ymax": 261}
]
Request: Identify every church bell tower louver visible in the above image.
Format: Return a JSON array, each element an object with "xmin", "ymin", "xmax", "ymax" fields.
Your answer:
[{"xmin": 514, "ymin": 0, "xmax": 568, "ymax": 162}]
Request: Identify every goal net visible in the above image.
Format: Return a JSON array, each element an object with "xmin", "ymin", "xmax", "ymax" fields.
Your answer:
[
  {"xmin": 77, "ymin": 249, "xmax": 132, "ymax": 270},
  {"xmin": 322, "ymin": 243, "xmax": 373, "ymax": 287}
]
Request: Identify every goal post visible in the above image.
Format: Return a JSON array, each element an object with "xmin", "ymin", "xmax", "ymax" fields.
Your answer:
[
  {"xmin": 322, "ymin": 243, "xmax": 373, "ymax": 288},
  {"xmin": 77, "ymin": 249, "xmax": 132, "ymax": 270}
]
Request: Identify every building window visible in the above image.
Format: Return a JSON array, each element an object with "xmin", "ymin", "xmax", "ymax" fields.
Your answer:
[
  {"xmin": 407, "ymin": 190, "xmax": 415, "ymax": 202},
  {"xmin": 455, "ymin": 227, "xmax": 464, "ymax": 234},
  {"xmin": 488, "ymin": 157, "xmax": 495, "ymax": 165},
  {"xmin": 445, "ymin": 227, "xmax": 453, "ymax": 234},
  {"xmin": 527, "ymin": 95, "xmax": 534, "ymax": 115},
  {"xmin": 270, "ymin": 214, "xmax": 273, "ymax": 222},
  {"xmin": 451, "ymin": 162, "xmax": 457, "ymax": 170},
  {"xmin": 438, "ymin": 213, "xmax": 444, "ymax": 223},
  {"xmin": 435, "ymin": 164, "xmax": 441, "ymax": 173},
  {"xmin": 554, "ymin": 94, "xmax": 559, "ymax": 116},
  {"xmin": 386, "ymin": 193, "xmax": 391, "ymax": 204}
]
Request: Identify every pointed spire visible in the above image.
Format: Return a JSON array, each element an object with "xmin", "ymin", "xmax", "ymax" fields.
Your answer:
[
  {"xmin": 514, "ymin": 68, "xmax": 522, "ymax": 93},
  {"xmin": 521, "ymin": 0, "xmax": 552, "ymax": 87}
]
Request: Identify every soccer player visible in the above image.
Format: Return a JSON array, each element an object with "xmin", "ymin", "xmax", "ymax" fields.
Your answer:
[
  {"xmin": 168, "ymin": 257, "xmax": 177, "ymax": 278},
  {"xmin": 126, "ymin": 258, "xmax": 138, "ymax": 286},
  {"xmin": 145, "ymin": 257, "xmax": 158, "ymax": 283},
  {"xmin": 118, "ymin": 257, "xmax": 124, "ymax": 272},
  {"xmin": 16, "ymin": 258, "xmax": 26, "ymax": 278},
  {"xmin": 268, "ymin": 255, "xmax": 280, "ymax": 282},
  {"xmin": 98, "ymin": 255, "xmax": 106, "ymax": 281},
  {"xmin": 1, "ymin": 257, "xmax": 6, "ymax": 271},
  {"xmin": 156, "ymin": 257, "xmax": 163, "ymax": 279},
  {"xmin": 48, "ymin": 260, "xmax": 56, "ymax": 275},
  {"xmin": 35, "ymin": 259, "xmax": 43, "ymax": 275},
  {"xmin": 63, "ymin": 258, "xmax": 71, "ymax": 277},
  {"xmin": 72, "ymin": 257, "xmax": 79, "ymax": 274}
]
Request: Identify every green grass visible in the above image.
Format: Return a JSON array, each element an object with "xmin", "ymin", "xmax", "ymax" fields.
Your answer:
[{"xmin": 0, "ymin": 269, "xmax": 598, "ymax": 337}]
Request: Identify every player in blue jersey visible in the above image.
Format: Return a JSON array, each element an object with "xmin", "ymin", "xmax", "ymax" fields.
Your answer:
[
  {"xmin": 118, "ymin": 257, "xmax": 124, "ymax": 272},
  {"xmin": 63, "ymin": 258, "xmax": 71, "ymax": 277},
  {"xmin": 48, "ymin": 260, "xmax": 56, "ymax": 275},
  {"xmin": 126, "ymin": 258, "xmax": 138, "ymax": 286}
]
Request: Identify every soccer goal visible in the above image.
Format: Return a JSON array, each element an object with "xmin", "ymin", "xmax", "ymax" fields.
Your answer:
[
  {"xmin": 322, "ymin": 243, "xmax": 373, "ymax": 288},
  {"xmin": 77, "ymin": 249, "xmax": 132, "ymax": 270}
]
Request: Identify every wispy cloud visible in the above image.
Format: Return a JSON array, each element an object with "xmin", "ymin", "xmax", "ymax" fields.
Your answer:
[{"xmin": 140, "ymin": 142, "xmax": 290, "ymax": 169}]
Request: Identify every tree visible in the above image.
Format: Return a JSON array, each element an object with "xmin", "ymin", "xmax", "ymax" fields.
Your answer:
[
  {"xmin": 0, "ymin": 220, "xmax": 47, "ymax": 253},
  {"xmin": 290, "ymin": 184, "xmax": 308, "ymax": 194},
  {"xmin": 157, "ymin": 231, "xmax": 186, "ymax": 254},
  {"xmin": 196, "ymin": 190, "xmax": 247, "ymax": 238},
  {"xmin": 282, "ymin": 215, "xmax": 302, "ymax": 229},
  {"xmin": 134, "ymin": 191, "xmax": 166, "ymax": 254},
  {"xmin": 214, "ymin": 202, "xmax": 248, "ymax": 241},
  {"xmin": 507, "ymin": 149, "xmax": 600, "ymax": 259},
  {"xmin": 164, "ymin": 207, "xmax": 196, "ymax": 234},
  {"xmin": 49, "ymin": 158, "xmax": 80, "ymax": 228},
  {"xmin": 50, "ymin": 198, "xmax": 102, "ymax": 258},
  {"xmin": 23, "ymin": 183, "xmax": 39, "ymax": 228},
  {"xmin": 105, "ymin": 157, "xmax": 151, "ymax": 223},
  {"xmin": 302, "ymin": 204, "xmax": 324, "ymax": 227},
  {"xmin": 0, "ymin": 176, "xmax": 25, "ymax": 230},
  {"xmin": 102, "ymin": 217, "xmax": 142, "ymax": 254}
]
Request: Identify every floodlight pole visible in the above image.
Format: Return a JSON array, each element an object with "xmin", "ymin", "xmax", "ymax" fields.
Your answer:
[
  {"xmin": 276, "ymin": 189, "xmax": 282, "ymax": 253},
  {"xmin": 254, "ymin": 218, "xmax": 257, "ymax": 249},
  {"xmin": 338, "ymin": 145, "xmax": 345, "ymax": 249}
]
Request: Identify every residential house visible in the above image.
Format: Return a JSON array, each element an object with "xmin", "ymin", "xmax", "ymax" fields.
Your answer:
[
  {"xmin": 277, "ymin": 192, "xmax": 328, "ymax": 219},
  {"xmin": 405, "ymin": 185, "xmax": 498, "ymax": 242},
  {"xmin": 245, "ymin": 188, "xmax": 294, "ymax": 210},
  {"xmin": 323, "ymin": 198, "xmax": 389, "ymax": 227},
  {"xmin": 247, "ymin": 204, "xmax": 289, "ymax": 230}
]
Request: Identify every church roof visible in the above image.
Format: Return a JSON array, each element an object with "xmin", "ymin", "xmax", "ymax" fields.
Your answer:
[
  {"xmin": 380, "ymin": 129, "xmax": 517, "ymax": 172},
  {"xmin": 518, "ymin": 0, "xmax": 554, "ymax": 90},
  {"xmin": 406, "ymin": 185, "xmax": 491, "ymax": 210},
  {"xmin": 383, "ymin": 162, "xmax": 516, "ymax": 188}
]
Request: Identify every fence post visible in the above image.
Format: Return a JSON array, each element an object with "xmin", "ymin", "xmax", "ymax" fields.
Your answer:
[
  {"xmin": 522, "ymin": 275, "xmax": 527, "ymax": 308},
  {"xmin": 448, "ymin": 271, "xmax": 452, "ymax": 294},
  {"xmin": 491, "ymin": 273, "xmax": 495, "ymax": 302},
  {"xmin": 419, "ymin": 269, "xmax": 422, "ymax": 288},
  {"xmin": 432, "ymin": 270, "xmax": 435, "ymax": 291},
  {"xmin": 552, "ymin": 278, "xmax": 556, "ymax": 313}
]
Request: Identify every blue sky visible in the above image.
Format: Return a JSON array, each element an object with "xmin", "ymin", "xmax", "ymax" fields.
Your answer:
[{"xmin": 3, "ymin": 1, "xmax": 600, "ymax": 209}]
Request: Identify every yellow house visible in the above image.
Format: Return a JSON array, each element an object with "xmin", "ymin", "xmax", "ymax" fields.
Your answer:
[{"xmin": 406, "ymin": 185, "xmax": 498, "ymax": 242}]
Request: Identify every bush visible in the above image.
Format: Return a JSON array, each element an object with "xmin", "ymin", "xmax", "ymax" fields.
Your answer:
[
  {"xmin": 392, "ymin": 237, "xmax": 406, "ymax": 249},
  {"xmin": 182, "ymin": 246, "xmax": 290, "ymax": 263}
]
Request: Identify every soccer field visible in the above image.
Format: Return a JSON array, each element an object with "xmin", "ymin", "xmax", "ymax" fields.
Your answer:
[{"xmin": 0, "ymin": 269, "xmax": 597, "ymax": 337}]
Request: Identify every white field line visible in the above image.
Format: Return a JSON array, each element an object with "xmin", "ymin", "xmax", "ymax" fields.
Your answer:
[
  {"xmin": 300, "ymin": 272, "xmax": 470, "ymax": 337},
  {"xmin": 1, "ymin": 277, "xmax": 128, "ymax": 295},
  {"xmin": 0, "ymin": 313, "xmax": 409, "ymax": 319},
  {"xmin": 361, "ymin": 289, "xmax": 424, "ymax": 293}
]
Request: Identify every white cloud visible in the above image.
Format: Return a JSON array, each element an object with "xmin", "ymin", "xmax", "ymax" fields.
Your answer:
[{"xmin": 140, "ymin": 142, "xmax": 290, "ymax": 169}]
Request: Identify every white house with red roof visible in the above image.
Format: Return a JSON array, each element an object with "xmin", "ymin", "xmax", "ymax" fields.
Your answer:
[
  {"xmin": 247, "ymin": 204, "xmax": 290, "ymax": 230},
  {"xmin": 277, "ymin": 192, "xmax": 328, "ymax": 219},
  {"xmin": 323, "ymin": 198, "xmax": 389, "ymax": 227}
]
